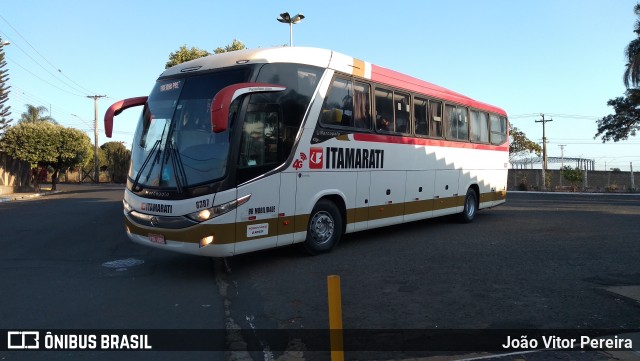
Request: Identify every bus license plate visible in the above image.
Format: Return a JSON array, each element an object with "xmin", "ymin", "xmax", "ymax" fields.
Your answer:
[{"xmin": 148, "ymin": 233, "xmax": 166, "ymax": 245}]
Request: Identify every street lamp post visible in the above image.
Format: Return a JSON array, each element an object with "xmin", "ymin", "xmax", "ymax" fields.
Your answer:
[{"xmin": 277, "ymin": 12, "xmax": 305, "ymax": 46}]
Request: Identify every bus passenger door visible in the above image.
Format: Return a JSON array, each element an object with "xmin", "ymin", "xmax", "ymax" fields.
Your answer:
[
  {"xmin": 235, "ymin": 175, "xmax": 280, "ymax": 254},
  {"xmin": 234, "ymin": 102, "xmax": 283, "ymax": 254},
  {"xmin": 277, "ymin": 172, "xmax": 297, "ymax": 246}
]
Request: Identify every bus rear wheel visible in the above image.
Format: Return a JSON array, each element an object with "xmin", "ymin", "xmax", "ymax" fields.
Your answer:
[
  {"xmin": 303, "ymin": 199, "xmax": 343, "ymax": 255},
  {"xmin": 459, "ymin": 188, "xmax": 478, "ymax": 223}
]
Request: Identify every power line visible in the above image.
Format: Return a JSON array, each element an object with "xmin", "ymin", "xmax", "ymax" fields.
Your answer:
[
  {"xmin": 0, "ymin": 15, "xmax": 94, "ymax": 94},
  {"xmin": 6, "ymin": 54, "xmax": 86, "ymax": 97},
  {"xmin": 0, "ymin": 15, "xmax": 95, "ymax": 95},
  {"xmin": 509, "ymin": 113, "xmax": 600, "ymax": 120}
]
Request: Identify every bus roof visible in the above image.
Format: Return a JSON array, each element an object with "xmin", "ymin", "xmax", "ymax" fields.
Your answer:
[{"xmin": 161, "ymin": 47, "xmax": 507, "ymax": 116}]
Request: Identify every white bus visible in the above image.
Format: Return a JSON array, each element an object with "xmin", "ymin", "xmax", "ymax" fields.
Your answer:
[{"xmin": 105, "ymin": 47, "xmax": 508, "ymax": 257}]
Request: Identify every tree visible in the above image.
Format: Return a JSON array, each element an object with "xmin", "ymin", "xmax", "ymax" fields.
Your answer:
[
  {"xmin": 560, "ymin": 166, "xmax": 584, "ymax": 192},
  {"xmin": 165, "ymin": 39, "xmax": 247, "ymax": 69},
  {"xmin": 597, "ymin": 3, "xmax": 640, "ymax": 142},
  {"xmin": 51, "ymin": 127, "xmax": 92, "ymax": 190},
  {"xmin": 165, "ymin": 45, "xmax": 210, "ymax": 69},
  {"xmin": 624, "ymin": 3, "xmax": 640, "ymax": 88},
  {"xmin": 509, "ymin": 126, "xmax": 542, "ymax": 161},
  {"xmin": 101, "ymin": 141, "xmax": 131, "ymax": 183},
  {"xmin": 0, "ymin": 122, "xmax": 91, "ymax": 190},
  {"xmin": 19, "ymin": 104, "xmax": 56, "ymax": 123},
  {"xmin": 596, "ymin": 88, "xmax": 640, "ymax": 141},
  {"xmin": 0, "ymin": 38, "xmax": 11, "ymax": 135},
  {"xmin": 214, "ymin": 39, "xmax": 246, "ymax": 54}
]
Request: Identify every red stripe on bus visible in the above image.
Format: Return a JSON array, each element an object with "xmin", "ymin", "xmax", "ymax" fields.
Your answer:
[
  {"xmin": 352, "ymin": 133, "xmax": 509, "ymax": 151},
  {"xmin": 370, "ymin": 64, "xmax": 507, "ymax": 116}
]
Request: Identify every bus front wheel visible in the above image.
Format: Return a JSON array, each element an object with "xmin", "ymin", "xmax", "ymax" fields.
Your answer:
[
  {"xmin": 459, "ymin": 188, "xmax": 478, "ymax": 223},
  {"xmin": 303, "ymin": 199, "xmax": 343, "ymax": 255}
]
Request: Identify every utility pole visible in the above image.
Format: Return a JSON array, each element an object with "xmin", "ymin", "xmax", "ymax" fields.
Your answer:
[
  {"xmin": 632, "ymin": 162, "xmax": 636, "ymax": 191},
  {"xmin": 88, "ymin": 95, "xmax": 106, "ymax": 183},
  {"xmin": 535, "ymin": 114, "xmax": 553, "ymax": 190},
  {"xmin": 558, "ymin": 144, "xmax": 566, "ymax": 188}
]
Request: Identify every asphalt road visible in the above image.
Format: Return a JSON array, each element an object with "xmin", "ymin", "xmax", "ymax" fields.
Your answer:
[
  {"xmin": 0, "ymin": 184, "xmax": 225, "ymax": 361},
  {"xmin": 1, "ymin": 186, "xmax": 639, "ymax": 361},
  {"xmin": 220, "ymin": 192, "xmax": 640, "ymax": 360}
]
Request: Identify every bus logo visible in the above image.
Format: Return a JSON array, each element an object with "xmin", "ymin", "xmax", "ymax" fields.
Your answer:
[{"xmin": 309, "ymin": 148, "xmax": 323, "ymax": 169}]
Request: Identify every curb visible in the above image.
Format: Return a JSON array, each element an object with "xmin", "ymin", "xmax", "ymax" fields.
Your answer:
[{"xmin": 0, "ymin": 190, "xmax": 62, "ymax": 203}]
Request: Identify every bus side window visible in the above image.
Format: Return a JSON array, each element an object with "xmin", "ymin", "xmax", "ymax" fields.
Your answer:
[
  {"xmin": 239, "ymin": 102, "xmax": 280, "ymax": 168},
  {"xmin": 445, "ymin": 104, "xmax": 468, "ymax": 141},
  {"xmin": 353, "ymin": 81, "xmax": 371, "ymax": 130},
  {"xmin": 457, "ymin": 107, "xmax": 469, "ymax": 141},
  {"xmin": 320, "ymin": 77, "xmax": 353, "ymax": 127},
  {"xmin": 470, "ymin": 110, "xmax": 490, "ymax": 143},
  {"xmin": 394, "ymin": 92, "xmax": 410, "ymax": 134},
  {"xmin": 375, "ymin": 88, "xmax": 394, "ymax": 132},
  {"xmin": 255, "ymin": 62, "xmax": 324, "ymax": 164},
  {"xmin": 490, "ymin": 114, "xmax": 508, "ymax": 145},
  {"xmin": 430, "ymin": 101, "xmax": 443, "ymax": 137},
  {"xmin": 414, "ymin": 97, "xmax": 429, "ymax": 136}
]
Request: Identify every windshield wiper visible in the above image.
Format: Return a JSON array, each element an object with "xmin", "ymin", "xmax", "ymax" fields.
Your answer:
[
  {"xmin": 131, "ymin": 139, "xmax": 161, "ymax": 192},
  {"xmin": 167, "ymin": 141, "xmax": 188, "ymax": 194}
]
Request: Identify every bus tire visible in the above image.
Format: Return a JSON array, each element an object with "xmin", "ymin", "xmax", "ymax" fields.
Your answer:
[
  {"xmin": 459, "ymin": 188, "xmax": 478, "ymax": 223},
  {"xmin": 303, "ymin": 199, "xmax": 343, "ymax": 255}
]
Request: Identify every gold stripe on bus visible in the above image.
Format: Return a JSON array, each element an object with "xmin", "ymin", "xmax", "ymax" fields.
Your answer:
[
  {"xmin": 403, "ymin": 199, "xmax": 434, "ymax": 215},
  {"xmin": 352, "ymin": 58, "xmax": 365, "ymax": 78},
  {"xmin": 348, "ymin": 207, "xmax": 369, "ymax": 223},
  {"xmin": 127, "ymin": 191, "xmax": 505, "ymax": 244},
  {"xmin": 278, "ymin": 215, "xmax": 296, "ymax": 236},
  {"xmin": 236, "ymin": 218, "xmax": 280, "ymax": 242},
  {"xmin": 294, "ymin": 214, "xmax": 310, "ymax": 233},
  {"xmin": 368, "ymin": 202, "xmax": 405, "ymax": 220},
  {"xmin": 125, "ymin": 216, "xmax": 236, "ymax": 244},
  {"xmin": 480, "ymin": 190, "xmax": 507, "ymax": 202},
  {"xmin": 433, "ymin": 195, "xmax": 465, "ymax": 211}
]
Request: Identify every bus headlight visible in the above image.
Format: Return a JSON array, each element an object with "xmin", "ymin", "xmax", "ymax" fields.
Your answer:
[{"xmin": 187, "ymin": 194, "xmax": 251, "ymax": 222}]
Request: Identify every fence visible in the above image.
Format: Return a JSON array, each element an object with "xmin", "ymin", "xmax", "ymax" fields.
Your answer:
[
  {"xmin": 509, "ymin": 169, "xmax": 637, "ymax": 192},
  {"xmin": 0, "ymin": 152, "xmax": 32, "ymax": 195}
]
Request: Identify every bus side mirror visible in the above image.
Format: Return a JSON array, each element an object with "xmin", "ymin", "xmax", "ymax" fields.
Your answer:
[
  {"xmin": 210, "ymin": 83, "xmax": 286, "ymax": 133},
  {"xmin": 104, "ymin": 96, "xmax": 148, "ymax": 138}
]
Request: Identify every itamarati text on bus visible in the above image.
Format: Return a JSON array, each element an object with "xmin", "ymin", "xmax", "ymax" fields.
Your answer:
[{"xmin": 104, "ymin": 47, "xmax": 509, "ymax": 257}]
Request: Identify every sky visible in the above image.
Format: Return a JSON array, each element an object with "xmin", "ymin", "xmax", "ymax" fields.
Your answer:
[{"xmin": 1, "ymin": 0, "xmax": 639, "ymax": 170}]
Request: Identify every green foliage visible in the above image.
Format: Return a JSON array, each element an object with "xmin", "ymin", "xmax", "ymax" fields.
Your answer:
[
  {"xmin": 0, "ymin": 39, "xmax": 11, "ymax": 135},
  {"xmin": 165, "ymin": 45, "xmax": 210, "ymax": 69},
  {"xmin": 19, "ymin": 104, "xmax": 56, "ymax": 123},
  {"xmin": 597, "ymin": 3, "xmax": 640, "ymax": 142},
  {"xmin": 56, "ymin": 127, "xmax": 92, "ymax": 170},
  {"xmin": 596, "ymin": 88, "xmax": 640, "ymax": 142},
  {"xmin": 509, "ymin": 126, "xmax": 542, "ymax": 160},
  {"xmin": 1, "ymin": 121, "xmax": 57, "ymax": 167},
  {"xmin": 214, "ymin": 39, "xmax": 246, "ymax": 54},
  {"xmin": 165, "ymin": 39, "xmax": 247, "ymax": 69},
  {"xmin": 560, "ymin": 166, "xmax": 584, "ymax": 191},
  {"xmin": 0, "ymin": 122, "xmax": 91, "ymax": 190},
  {"xmin": 101, "ymin": 141, "xmax": 131, "ymax": 183},
  {"xmin": 624, "ymin": 3, "xmax": 640, "ymax": 88}
]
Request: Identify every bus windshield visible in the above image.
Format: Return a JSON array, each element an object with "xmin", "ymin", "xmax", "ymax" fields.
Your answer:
[{"xmin": 130, "ymin": 69, "xmax": 250, "ymax": 190}]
